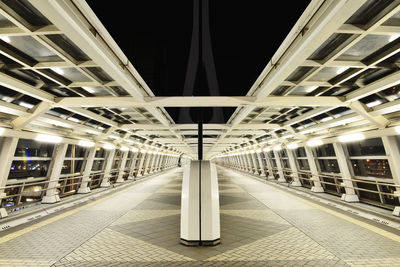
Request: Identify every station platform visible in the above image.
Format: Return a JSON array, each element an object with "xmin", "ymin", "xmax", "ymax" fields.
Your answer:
[{"xmin": 1, "ymin": 166, "xmax": 400, "ymax": 267}]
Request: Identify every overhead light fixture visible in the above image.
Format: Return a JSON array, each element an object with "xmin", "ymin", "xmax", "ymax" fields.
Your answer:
[
  {"xmin": 366, "ymin": 100, "xmax": 381, "ymax": 108},
  {"xmin": 0, "ymin": 36, "xmax": 10, "ymax": 43},
  {"xmin": 338, "ymin": 132, "xmax": 365, "ymax": 143},
  {"xmin": 103, "ymin": 143, "xmax": 115, "ymax": 150},
  {"xmin": 141, "ymin": 149, "xmax": 147, "ymax": 153},
  {"xmin": 51, "ymin": 67, "xmax": 64, "ymax": 75},
  {"xmin": 305, "ymin": 85, "xmax": 318, "ymax": 93},
  {"xmin": 287, "ymin": 143, "xmax": 298, "ymax": 149},
  {"xmin": 78, "ymin": 140, "xmax": 95, "ymax": 147},
  {"xmin": 336, "ymin": 66, "xmax": 349, "ymax": 75},
  {"xmin": 19, "ymin": 102, "xmax": 34, "ymax": 109},
  {"xmin": 0, "ymin": 128, "xmax": 5, "ymax": 135},
  {"xmin": 131, "ymin": 147, "xmax": 139, "ymax": 152},
  {"xmin": 320, "ymin": 117, "xmax": 333, "ymax": 122},
  {"xmin": 256, "ymin": 149, "xmax": 262, "ymax": 153},
  {"xmin": 306, "ymin": 139, "xmax": 323, "ymax": 147},
  {"xmin": 263, "ymin": 147, "xmax": 271, "ymax": 152},
  {"xmin": 86, "ymin": 129, "xmax": 100, "ymax": 135},
  {"xmin": 267, "ymin": 139, "xmax": 277, "ymax": 144},
  {"xmin": 109, "ymin": 135, "xmax": 120, "ymax": 139},
  {"xmin": 82, "ymin": 86, "xmax": 95, "ymax": 93},
  {"xmin": 67, "ymin": 117, "xmax": 80, "ymax": 123},
  {"xmin": 273, "ymin": 145, "xmax": 282, "ymax": 151},
  {"xmin": 35, "ymin": 133, "xmax": 62, "ymax": 143},
  {"xmin": 120, "ymin": 146, "xmax": 129, "ymax": 151},
  {"xmin": 389, "ymin": 34, "xmax": 400, "ymax": 42}
]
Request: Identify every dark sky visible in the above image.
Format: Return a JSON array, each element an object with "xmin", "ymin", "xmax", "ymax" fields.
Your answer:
[{"xmin": 87, "ymin": 0, "xmax": 310, "ymax": 123}]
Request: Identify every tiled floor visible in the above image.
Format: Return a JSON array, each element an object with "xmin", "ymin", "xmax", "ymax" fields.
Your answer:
[{"xmin": 1, "ymin": 166, "xmax": 400, "ymax": 266}]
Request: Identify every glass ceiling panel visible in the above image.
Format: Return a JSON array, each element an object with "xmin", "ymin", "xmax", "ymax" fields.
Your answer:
[{"xmin": 8, "ymin": 36, "xmax": 61, "ymax": 62}]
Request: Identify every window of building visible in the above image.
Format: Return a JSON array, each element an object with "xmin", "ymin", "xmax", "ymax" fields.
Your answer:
[{"xmin": 347, "ymin": 138, "xmax": 386, "ymax": 156}]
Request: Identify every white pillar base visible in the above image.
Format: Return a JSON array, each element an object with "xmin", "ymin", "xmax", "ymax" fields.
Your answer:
[
  {"xmin": 260, "ymin": 172, "xmax": 266, "ymax": 177},
  {"xmin": 42, "ymin": 194, "xmax": 60, "ymax": 204},
  {"xmin": 341, "ymin": 193, "xmax": 359, "ymax": 203},
  {"xmin": 392, "ymin": 206, "xmax": 400, "ymax": 216},
  {"xmin": 127, "ymin": 176, "xmax": 135, "ymax": 180},
  {"xmin": 277, "ymin": 178, "xmax": 286, "ymax": 183},
  {"xmin": 290, "ymin": 181, "xmax": 302, "ymax": 187},
  {"xmin": 116, "ymin": 178, "xmax": 124, "ymax": 183},
  {"xmin": 100, "ymin": 181, "xmax": 111, "ymax": 188},
  {"xmin": 77, "ymin": 187, "xmax": 91, "ymax": 194},
  {"xmin": 0, "ymin": 207, "xmax": 8, "ymax": 218},
  {"xmin": 311, "ymin": 186, "xmax": 324, "ymax": 193},
  {"xmin": 267, "ymin": 175, "xmax": 275, "ymax": 180}
]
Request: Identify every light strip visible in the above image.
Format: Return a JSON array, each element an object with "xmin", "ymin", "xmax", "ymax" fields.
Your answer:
[
  {"xmin": 338, "ymin": 133, "xmax": 365, "ymax": 143},
  {"xmin": 287, "ymin": 143, "xmax": 298, "ymax": 149},
  {"xmin": 273, "ymin": 145, "xmax": 282, "ymax": 151},
  {"xmin": 78, "ymin": 140, "xmax": 95, "ymax": 147},
  {"xmin": 35, "ymin": 133, "xmax": 62, "ymax": 143},
  {"xmin": 120, "ymin": 146, "xmax": 129, "ymax": 151},
  {"xmin": 306, "ymin": 139, "xmax": 323, "ymax": 147},
  {"xmin": 103, "ymin": 143, "xmax": 115, "ymax": 150}
]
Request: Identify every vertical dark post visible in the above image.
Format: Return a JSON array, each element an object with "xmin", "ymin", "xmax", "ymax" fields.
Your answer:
[{"xmin": 198, "ymin": 108, "xmax": 203, "ymax": 160}]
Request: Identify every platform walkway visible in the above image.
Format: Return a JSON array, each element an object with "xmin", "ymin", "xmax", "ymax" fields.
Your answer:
[{"xmin": 1, "ymin": 166, "xmax": 400, "ymax": 266}]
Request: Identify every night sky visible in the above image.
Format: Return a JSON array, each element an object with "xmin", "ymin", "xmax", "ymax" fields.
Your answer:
[{"xmin": 87, "ymin": 0, "xmax": 310, "ymax": 123}]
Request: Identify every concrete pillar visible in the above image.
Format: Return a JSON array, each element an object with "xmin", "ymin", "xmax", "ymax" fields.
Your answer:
[
  {"xmin": 287, "ymin": 149, "xmax": 302, "ymax": 187},
  {"xmin": 305, "ymin": 146, "xmax": 324, "ymax": 193},
  {"xmin": 100, "ymin": 149, "xmax": 116, "ymax": 187},
  {"xmin": 127, "ymin": 150, "xmax": 139, "ymax": 179},
  {"xmin": 381, "ymin": 136, "xmax": 400, "ymax": 215},
  {"xmin": 150, "ymin": 152, "xmax": 159, "ymax": 173},
  {"xmin": 273, "ymin": 150, "xmax": 286, "ymax": 182},
  {"xmin": 255, "ymin": 151, "xmax": 266, "ymax": 177},
  {"xmin": 332, "ymin": 142, "xmax": 359, "ymax": 202},
  {"xmin": 42, "ymin": 143, "xmax": 68, "ymax": 203},
  {"xmin": 137, "ymin": 150, "xmax": 147, "ymax": 177},
  {"xmin": 143, "ymin": 152, "xmax": 153, "ymax": 175},
  {"xmin": 116, "ymin": 150, "xmax": 128, "ymax": 183},
  {"xmin": 0, "ymin": 137, "xmax": 18, "ymax": 218},
  {"xmin": 244, "ymin": 153, "xmax": 252, "ymax": 173},
  {"xmin": 155, "ymin": 153, "xmax": 163, "ymax": 171},
  {"xmin": 77, "ymin": 146, "xmax": 96, "ymax": 194},
  {"xmin": 263, "ymin": 150, "xmax": 275, "ymax": 180},
  {"xmin": 250, "ymin": 152, "xmax": 259, "ymax": 174}
]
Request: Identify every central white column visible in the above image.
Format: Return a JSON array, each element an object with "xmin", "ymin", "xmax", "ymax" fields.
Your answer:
[
  {"xmin": 305, "ymin": 146, "xmax": 324, "ymax": 193},
  {"xmin": 100, "ymin": 149, "xmax": 116, "ymax": 187},
  {"xmin": 273, "ymin": 149, "xmax": 286, "ymax": 182},
  {"xmin": 137, "ymin": 150, "xmax": 147, "ymax": 177},
  {"xmin": 77, "ymin": 146, "xmax": 96, "ymax": 194},
  {"xmin": 116, "ymin": 150, "xmax": 128, "ymax": 183},
  {"xmin": 287, "ymin": 149, "xmax": 302, "ymax": 187},
  {"xmin": 42, "ymin": 143, "xmax": 68, "ymax": 203}
]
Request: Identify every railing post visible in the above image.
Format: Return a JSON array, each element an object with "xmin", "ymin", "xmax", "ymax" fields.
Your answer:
[
  {"xmin": 42, "ymin": 143, "xmax": 68, "ymax": 203},
  {"xmin": 0, "ymin": 137, "xmax": 19, "ymax": 218}
]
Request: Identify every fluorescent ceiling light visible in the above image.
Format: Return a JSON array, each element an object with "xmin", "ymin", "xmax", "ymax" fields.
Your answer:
[
  {"xmin": 86, "ymin": 129, "xmax": 99, "ymax": 135},
  {"xmin": 263, "ymin": 147, "xmax": 271, "ymax": 152},
  {"xmin": 389, "ymin": 34, "xmax": 400, "ymax": 42},
  {"xmin": 395, "ymin": 126, "xmax": 400, "ymax": 134},
  {"xmin": 0, "ymin": 36, "xmax": 10, "ymax": 43},
  {"xmin": 82, "ymin": 86, "xmax": 95, "ymax": 93},
  {"xmin": 35, "ymin": 133, "xmax": 62, "ymax": 143},
  {"xmin": 305, "ymin": 86, "xmax": 318, "ymax": 93},
  {"xmin": 52, "ymin": 67, "xmax": 64, "ymax": 75},
  {"xmin": 141, "ymin": 149, "xmax": 147, "ymax": 153},
  {"xmin": 256, "ymin": 149, "xmax": 261, "ymax": 153},
  {"xmin": 103, "ymin": 143, "xmax": 115, "ymax": 150},
  {"xmin": 78, "ymin": 140, "xmax": 95, "ymax": 147},
  {"xmin": 287, "ymin": 143, "xmax": 298, "ymax": 149},
  {"xmin": 120, "ymin": 146, "xmax": 129, "ymax": 151},
  {"xmin": 338, "ymin": 133, "xmax": 365, "ymax": 143},
  {"xmin": 306, "ymin": 139, "xmax": 323, "ymax": 147},
  {"xmin": 366, "ymin": 100, "xmax": 381, "ymax": 108},
  {"xmin": 336, "ymin": 66, "xmax": 349, "ymax": 74},
  {"xmin": 19, "ymin": 102, "xmax": 34, "ymax": 109},
  {"xmin": 320, "ymin": 117, "xmax": 333, "ymax": 122},
  {"xmin": 131, "ymin": 147, "xmax": 139, "ymax": 152},
  {"xmin": 267, "ymin": 139, "xmax": 277, "ymax": 144},
  {"xmin": 67, "ymin": 117, "xmax": 80, "ymax": 123},
  {"xmin": 273, "ymin": 145, "xmax": 282, "ymax": 151},
  {"xmin": 0, "ymin": 128, "xmax": 5, "ymax": 135},
  {"xmin": 109, "ymin": 135, "xmax": 120, "ymax": 139}
]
